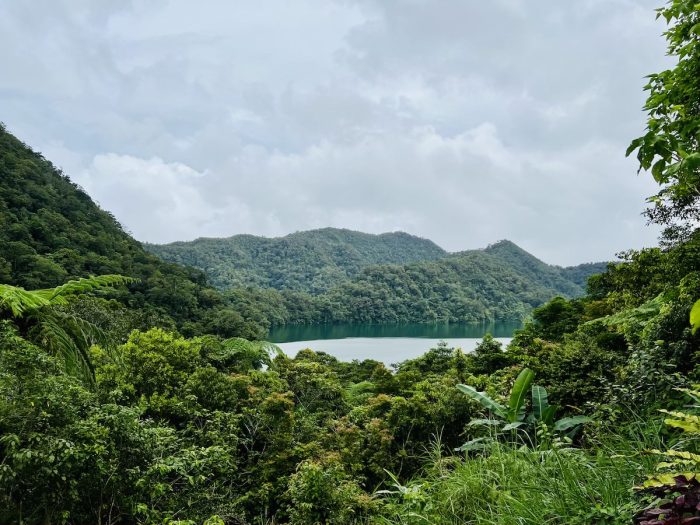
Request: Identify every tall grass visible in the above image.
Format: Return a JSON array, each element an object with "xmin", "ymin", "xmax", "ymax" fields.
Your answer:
[{"xmin": 378, "ymin": 422, "xmax": 664, "ymax": 525}]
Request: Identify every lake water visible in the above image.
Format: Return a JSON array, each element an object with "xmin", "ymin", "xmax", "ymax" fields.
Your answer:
[{"xmin": 268, "ymin": 322, "xmax": 519, "ymax": 366}]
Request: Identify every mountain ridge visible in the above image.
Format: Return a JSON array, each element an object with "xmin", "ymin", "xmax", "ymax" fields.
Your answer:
[
  {"xmin": 147, "ymin": 229, "xmax": 606, "ymax": 299},
  {"xmin": 146, "ymin": 227, "xmax": 448, "ymax": 293}
]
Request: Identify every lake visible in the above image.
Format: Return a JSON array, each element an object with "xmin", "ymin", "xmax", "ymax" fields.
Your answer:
[{"xmin": 268, "ymin": 321, "xmax": 519, "ymax": 366}]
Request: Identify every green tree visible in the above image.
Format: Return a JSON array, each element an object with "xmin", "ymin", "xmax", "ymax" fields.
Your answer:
[
  {"xmin": 627, "ymin": 0, "xmax": 700, "ymax": 238},
  {"xmin": 469, "ymin": 334, "xmax": 512, "ymax": 375}
]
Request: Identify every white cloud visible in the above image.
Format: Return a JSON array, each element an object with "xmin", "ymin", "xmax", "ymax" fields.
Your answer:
[{"xmin": 0, "ymin": 0, "xmax": 669, "ymax": 265}]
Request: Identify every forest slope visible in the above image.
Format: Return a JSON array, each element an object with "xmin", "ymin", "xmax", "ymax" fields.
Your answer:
[
  {"xmin": 146, "ymin": 228, "xmax": 447, "ymax": 293},
  {"xmin": 0, "ymin": 124, "xmax": 262, "ymax": 337},
  {"xmin": 148, "ymin": 231, "xmax": 604, "ymax": 299}
]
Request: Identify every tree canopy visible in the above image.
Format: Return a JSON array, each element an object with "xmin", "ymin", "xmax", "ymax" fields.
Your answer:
[{"xmin": 627, "ymin": 0, "xmax": 700, "ymax": 239}]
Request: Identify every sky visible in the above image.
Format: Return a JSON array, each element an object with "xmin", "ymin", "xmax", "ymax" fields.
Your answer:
[{"xmin": 0, "ymin": 0, "xmax": 672, "ymax": 265}]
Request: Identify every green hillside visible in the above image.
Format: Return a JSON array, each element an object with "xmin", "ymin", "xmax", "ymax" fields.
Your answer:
[
  {"xmin": 0, "ymin": 124, "xmax": 263, "ymax": 338},
  {"xmin": 148, "ymin": 230, "xmax": 606, "ymax": 327},
  {"xmin": 224, "ymin": 248, "xmax": 606, "ymax": 328},
  {"xmin": 146, "ymin": 228, "xmax": 447, "ymax": 293},
  {"xmin": 483, "ymin": 240, "xmax": 608, "ymax": 296}
]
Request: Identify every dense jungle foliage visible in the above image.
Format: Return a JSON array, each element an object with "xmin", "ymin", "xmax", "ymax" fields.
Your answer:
[
  {"xmin": 150, "ymin": 232, "xmax": 606, "ymax": 327},
  {"xmin": 147, "ymin": 230, "xmax": 599, "ymax": 298},
  {"xmin": 1, "ymin": 0, "xmax": 700, "ymax": 523},
  {"xmin": 146, "ymin": 229, "xmax": 448, "ymax": 293}
]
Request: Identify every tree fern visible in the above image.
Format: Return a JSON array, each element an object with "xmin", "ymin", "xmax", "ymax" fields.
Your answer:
[
  {"xmin": 0, "ymin": 275, "xmax": 136, "ymax": 383},
  {"xmin": 0, "ymin": 275, "xmax": 136, "ymax": 317},
  {"xmin": 0, "ymin": 285, "xmax": 52, "ymax": 317},
  {"xmin": 220, "ymin": 337, "xmax": 283, "ymax": 370}
]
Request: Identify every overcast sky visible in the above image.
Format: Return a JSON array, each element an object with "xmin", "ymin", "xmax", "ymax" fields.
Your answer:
[{"xmin": 0, "ymin": 0, "xmax": 671, "ymax": 265}]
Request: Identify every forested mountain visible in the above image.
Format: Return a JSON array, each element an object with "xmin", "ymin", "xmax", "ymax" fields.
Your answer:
[
  {"xmin": 147, "ymin": 228, "xmax": 607, "ymax": 325},
  {"xmin": 223, "ymin": 247, "xmax": 606, "ymax": 327},
  {"xmin": 146, "ymin": 228, "xmax": 447, "ymax": 293},
  {"xmin": 147, "ymin": 232, "xmax": 606, "ymax": 327},
  {"xmin": 484, "ymin": 240, "xmax": 606, "ymax": 297},
  {"xmin": 0, "ymin": 124, "xmax": 263, "ymax": 338}
]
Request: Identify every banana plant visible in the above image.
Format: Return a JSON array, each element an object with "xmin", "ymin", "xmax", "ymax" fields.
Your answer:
[{"xmin": 456, "ymin": 368, "xmax": 590, "ymax": 450}]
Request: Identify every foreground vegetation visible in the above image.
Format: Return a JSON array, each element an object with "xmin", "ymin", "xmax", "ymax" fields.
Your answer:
[
  {"xmin": 1, "ymin": 0, "xmax": 700, "ymax": 523},
  {"xmin": 2, "ymin": 223, "xmax": 700, "ymax": 523}
]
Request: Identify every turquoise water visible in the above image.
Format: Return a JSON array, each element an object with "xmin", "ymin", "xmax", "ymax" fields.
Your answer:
[
  {"xmin": 269, "ymin": 321, "xmax": 519, "ymax": 365},
  {"xmin": 268, "ymin": 321, "xmax": 520, "ymax": 342}
]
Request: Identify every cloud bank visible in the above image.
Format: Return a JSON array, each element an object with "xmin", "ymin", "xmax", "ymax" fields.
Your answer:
[{"xmin": 0, "ymin": 0, "xmax": 669, "ymax": 264}]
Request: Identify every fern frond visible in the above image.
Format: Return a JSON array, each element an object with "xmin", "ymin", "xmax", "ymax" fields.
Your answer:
[
  {"xmin": 0, "ymin": 275, "xmax": 137, "ymax": 318},
  {"xmin": 40, "ymin": 274, "xmax": 138, "ymax": 301},
  {"xmin": 0, "ymin": 284, "xmax": 52, "ymax": 317},
  {"xmin": 32, "ymin": 314, "xmax": 96, "ymax": 385},
  {"xmin": 221, "ymin": 338, "xmax": 283, "ymax": 370}
]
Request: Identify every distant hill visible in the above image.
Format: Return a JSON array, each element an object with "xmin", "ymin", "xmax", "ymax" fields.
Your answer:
[
  {"xmin": 316, "ymin": 249, "xmax": 582, "ymax": 323},
  {"xmin": 146, "ymin": 228, "xmax": 447, "ymax": 293},
  {"xmin": 217, "ymin": 238, "xmax": 608, "ymax": 326},
  {"xmin": 482, "ymin": 240, "xmax": 608, "ymax": 296},
  {"xmin": 148, "ymin": 232, "xmax": 605, "ymax": 306}
]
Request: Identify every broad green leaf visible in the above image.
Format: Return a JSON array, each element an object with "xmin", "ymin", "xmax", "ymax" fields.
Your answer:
[
  {"xmin": 625, "ymin": 137, "xmax": 643, "ymax": 157},
  {"xmin": 502, "ymin": 422, "xmax": 524, "ymax": 431},
  {"xmin": 651, "ymin": 158, "xmax": 666, "ymax": 182},
  {"xmin": 531, "ymin": 385, "xmax": 549, "ymax": 421},
  {"xmin": 553, "ymin": 416, "xmax": 591, "ymax": 432},
  {"xmin": 541, "ymin": 405, "xmax": 558, "ymax": 427},
  {"xmin": 457, "ymin": 384, "xmax": 506, "ymax": 418},
  {"xmin": 467, "ymin": 418, "xmax": 502, "ymax": 427},
  {"xmin": 508, "ymin": 368, "xmax": 535, "ymax": 422},
  {"xmin": 690, "ymin": 299, "xmax": 700, "ymax": 334}
]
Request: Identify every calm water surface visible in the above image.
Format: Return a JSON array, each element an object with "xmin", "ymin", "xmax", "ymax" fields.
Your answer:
[{"xmin": 269, "ymin": 322, "xmax": 519, "ymax": 365}]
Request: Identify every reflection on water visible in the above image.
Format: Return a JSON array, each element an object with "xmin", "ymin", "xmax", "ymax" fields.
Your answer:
[
  {"xmin": 268, "ymin": 321, "xmax": 521, "ymax": 343},
  {"xmin": 269, "ymin": 322, "xmax": 520, "ymax": 366}
]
